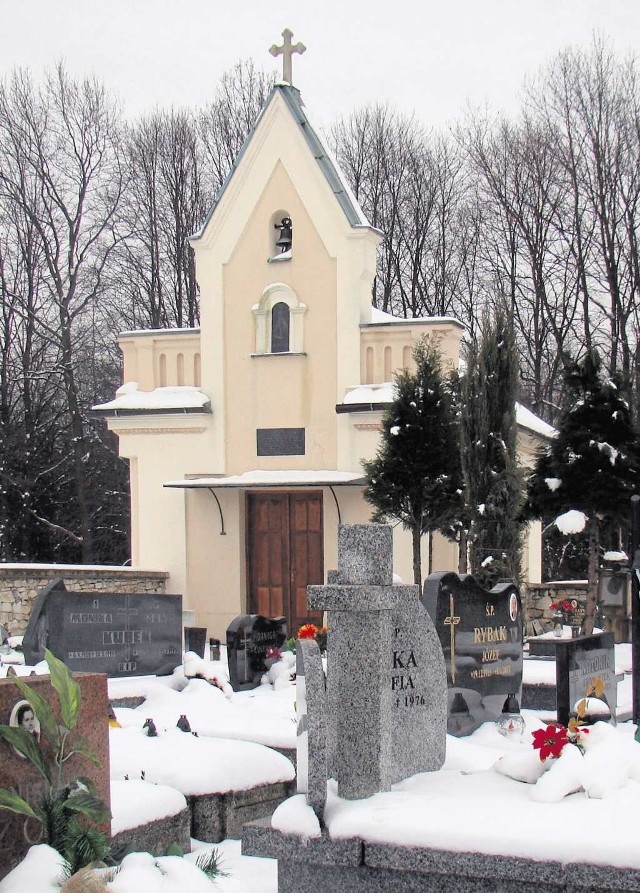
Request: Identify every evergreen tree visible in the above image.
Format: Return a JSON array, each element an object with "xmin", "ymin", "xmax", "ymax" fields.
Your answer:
[
  {"xmin": 524, "ymin": 348, "xmax": 640, "ymax": 633},
  {"xmin": 363, "ymin": 338, "xmax": 463, "ymax": 584},
  {"xmin": 461, "ymin": 305, "xmax": 524, "ymax": 587}
]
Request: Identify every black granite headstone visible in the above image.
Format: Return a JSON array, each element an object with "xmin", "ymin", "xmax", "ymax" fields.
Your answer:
[
  {"xmin": 22, "ymin": 578, "xmax": 182, "ymax": 676},
  {"xmin": 555, "ymin": 632, "xmax": 617, "ymax": 727},
  {"xmin": 422, "ymin": 572, "xmax": 523, "ymax": 736},
  {"xmin": 226, "ymin": 613, "xmax": 287, "ymax": 691},
  {"xmin": 184, "ymin": 626, "xmax": 207, "ymax": 658}
]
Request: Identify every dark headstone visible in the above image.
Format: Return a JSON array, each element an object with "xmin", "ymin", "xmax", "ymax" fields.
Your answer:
[
  {"xmin": 555, "ymin": 632, "xmax": 617, "ymax": 727},
  {"xmin": 422, "ymin": 572, "xmax": 523, "ymax": 736},
  {"xmin": 22, "ymin": 578, "xmax": 182, "ymax": 676},
  {"xmin": 184, "ymin": 626, "xmax": 207, "ymax": 658},
  {"xmin": 226, "ymin": 614, "xmax": 287, "ymax": 692}
]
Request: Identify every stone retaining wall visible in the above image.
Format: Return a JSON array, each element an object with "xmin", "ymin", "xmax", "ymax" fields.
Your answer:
[
  {"xmin": 524, "ymin": 581, "xmax": 588, "ymax": 632},
  {"xmin": 0, "ymin": 565, "xmax": 169, "ymax": 635}
]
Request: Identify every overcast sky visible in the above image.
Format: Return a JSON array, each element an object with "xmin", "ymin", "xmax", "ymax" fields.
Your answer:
[{"xmin": 2, "ymin": 0, "xmax": 639, "ymax": 130}]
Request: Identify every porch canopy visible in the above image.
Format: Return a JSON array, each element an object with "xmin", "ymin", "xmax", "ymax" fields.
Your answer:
[{"xmin": 163, "ymin": 469, "xmax": 366, "ymax": 531}]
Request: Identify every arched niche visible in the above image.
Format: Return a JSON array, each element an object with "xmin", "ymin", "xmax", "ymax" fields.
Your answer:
[{"xmin": 252, "ymin": 282, "xmax": 306, "ymax": 355}]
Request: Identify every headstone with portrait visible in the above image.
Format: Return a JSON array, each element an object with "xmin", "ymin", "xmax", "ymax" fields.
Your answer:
[
  {"xmin": 422, "ymin": 572, "xmax": 523, "ymax": 736},
  {"xmin": 226, "ymin": 614, "xmax": 287, "ymax": 691},
  {"xmin": 22, "ymin": 578, "xmax": 182, "ymax": 676},
  {"xmin": 0, "ymin": 672, "xmax": 110, "ymax": 880}
]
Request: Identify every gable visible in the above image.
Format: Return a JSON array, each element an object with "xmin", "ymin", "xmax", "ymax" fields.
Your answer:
[{"xmin": 189, "ymin": 86, "xmax": 378, "ymax": 261}]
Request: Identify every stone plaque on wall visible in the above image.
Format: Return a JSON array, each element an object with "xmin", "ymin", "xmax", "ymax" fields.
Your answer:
[
  {"xmin": 256, "ymin": 427, "xmax": 305, "ymax": 456},
  {"xmin": 22, "ymin": 578, "xmax": 182, "ymax": 676}
]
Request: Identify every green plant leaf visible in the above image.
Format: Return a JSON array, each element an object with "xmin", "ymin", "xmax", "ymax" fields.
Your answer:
[
  {"xmin": 66, "ymin": 735, "xmax": 100, "ymax": 767},
  {"xmin": 0, "ymin": 724, "xmax": 52, "ymax": 783},
  {"xmin": 45, "ymin": 649, "xmax": 81, "ymax": 730},
  {"xmin": 0, "ymin": 787, "xmax": 41, "ymax": 820},
  {"xmin": 11, "ymin": 675, "xmax": 61, "ymax": 748},
  {"xmin": 64, "ymin": 789, "xmax": 111, "ymax": 823}
]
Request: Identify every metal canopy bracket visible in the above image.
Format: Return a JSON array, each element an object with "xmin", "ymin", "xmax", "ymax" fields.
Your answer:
[{"xmin": 208, "ymin": 488, "xmax": 227, "ymax": 535}]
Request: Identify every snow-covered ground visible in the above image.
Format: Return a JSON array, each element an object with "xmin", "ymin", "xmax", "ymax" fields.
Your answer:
[{"xmin": 1, "ymin": 644, "xmax": 640, "ymax": 892}]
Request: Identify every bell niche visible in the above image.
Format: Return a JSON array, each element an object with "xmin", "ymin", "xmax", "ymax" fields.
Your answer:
[{"xmin": 270, "ymin": 209, "xmax": 292, "ymax": 260}]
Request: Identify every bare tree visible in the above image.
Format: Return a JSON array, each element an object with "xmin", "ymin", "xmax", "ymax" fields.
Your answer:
[{"xmin": 0, "ymin": 64, "xmax": 126, "ymax": 561}]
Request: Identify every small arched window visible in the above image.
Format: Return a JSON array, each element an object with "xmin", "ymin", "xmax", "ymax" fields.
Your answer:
[{"xmin": 271, "ymin": 302, "xmax": 290, "ymax": 353}]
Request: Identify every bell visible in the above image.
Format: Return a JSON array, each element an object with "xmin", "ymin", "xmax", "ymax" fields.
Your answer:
[{"xmin": 274, "ymin": 217, "xmax": 293, "ymax": 252}]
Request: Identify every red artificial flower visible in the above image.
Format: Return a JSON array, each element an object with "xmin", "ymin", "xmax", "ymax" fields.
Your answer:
[
  {"xmin": 561, "ymin": 599, "xmax": 575, "ymax": 613},
  {"xmin": 549, "ymin": 602, "xmax": 560, "ymax": 612},
  {"xmin": 531, "ymin": 723, "xmax": 569, "ymax": 761},
  {"xmin": 297, "ymin": 623, "xmax": 319, "ymax": 640}
]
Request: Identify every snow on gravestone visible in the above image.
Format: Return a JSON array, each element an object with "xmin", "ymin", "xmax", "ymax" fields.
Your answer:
[{"xmin": 307, "ymin": 524, "xmax": 446, "ymax": 801}]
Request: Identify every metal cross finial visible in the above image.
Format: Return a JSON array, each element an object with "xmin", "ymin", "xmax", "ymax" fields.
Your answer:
[{"xmin": 269, "ymin": 28, "xmax": 306, "ymax": 86}]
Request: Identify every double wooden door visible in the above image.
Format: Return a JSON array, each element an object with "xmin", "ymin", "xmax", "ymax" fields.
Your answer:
[{"xmin": 246, "ymin": 491, "xmax": 323, "ymax": 634}]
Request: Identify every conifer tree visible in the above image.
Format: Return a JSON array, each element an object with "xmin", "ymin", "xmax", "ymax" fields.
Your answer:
[
  {"xmin": 524, "ymin": 348, "xmax": 640, "ymax": 633},
  {"xmin": 363, "ymin": 338, "xmax": 463, "ymax": 584},
  {"xmin": 461, "ymin": 305, "xmax": 524, "ymax": 587}
]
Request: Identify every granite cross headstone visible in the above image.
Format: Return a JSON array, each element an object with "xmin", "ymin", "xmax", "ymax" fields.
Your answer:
[
  {"xmin": 296, "ymin": 638, "xmax": 327, "ymax": 818},
  {"xmin": 22, "ymin": 579, "xmax": 182, "ymax": 677},
  {"xmin": 226, "ymin": 614, "xmax": 287, "ymax": 692},
  {"xmin": 307, "ymin": 524, "xmax": 446, "ymax": 801},
  {"xmin": 422, "ymin": 572, "xmax": 523, "ymax": 736}
]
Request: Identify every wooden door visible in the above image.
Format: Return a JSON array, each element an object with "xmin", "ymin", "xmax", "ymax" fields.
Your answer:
[{"xmin": 247, "ymin": 491, "xmax": 323, "ymax": 634}]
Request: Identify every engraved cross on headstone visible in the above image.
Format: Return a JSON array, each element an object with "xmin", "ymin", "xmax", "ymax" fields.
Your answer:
[
  {"xmin": 444, "ymin": 593, "xmax": 460, "ymax": 684},
  {"xmin": 269, "ymin": 28, "xmax": 306, "ymax": 86}
]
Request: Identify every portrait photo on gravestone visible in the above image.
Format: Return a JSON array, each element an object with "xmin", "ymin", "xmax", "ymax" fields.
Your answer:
[{"xmin": 423, "ymin": 571, "xmax": 523, "ymax": 736}]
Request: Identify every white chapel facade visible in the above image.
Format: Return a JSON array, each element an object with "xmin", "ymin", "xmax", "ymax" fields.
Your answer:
[{"xmin": 94, "ymin": 40, "xmax": 547, "ymax": 638}]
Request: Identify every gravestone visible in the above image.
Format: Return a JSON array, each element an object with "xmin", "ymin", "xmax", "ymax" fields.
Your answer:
[
  {"xmin": 555, "ymin": 632, "xmax": 617, "ymax": 726},
  {"xmin": 0, "ymin": 672, "xmax": 110, "ymax": 880},
  {"xmin": 296, "ymin": 638, "xmax": 327, "ymax": 818},
  {"xmin": 226, "ymin": 614, "xmax": 287, "ymax": 692},
  {"xmin": 422, "ymin": 572, "xmax": 523, "ymax": 736},
  {"xmin": 184, "ymin": 626, "xmax": 207, "ymax": 658},
  {"xmin": 307, "ymin": 524, "xmax": 446, "ymax": 801},
  {"xmin": 22, "ymin": 578, "xmax": 182, "ymax": 677}
]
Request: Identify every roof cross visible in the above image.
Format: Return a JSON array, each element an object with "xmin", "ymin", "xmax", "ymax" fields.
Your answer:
[{"xmin": 269, "ymin": 28, "xmax": 306, "ymax": 86}]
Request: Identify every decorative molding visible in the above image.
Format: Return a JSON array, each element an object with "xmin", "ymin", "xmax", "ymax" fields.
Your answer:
[{"xmin": 114, "ymin": 426, "xmax": 208, "ymax": 435}]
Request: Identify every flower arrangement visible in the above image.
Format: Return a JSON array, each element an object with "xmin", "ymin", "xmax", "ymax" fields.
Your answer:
[
  {"xmin": 550, "ymin": 599, "xmax": 576, "ymax": 616},
  {"xmin": 531, "ymin": 708, "xmax": 590, "ymax": 762},
  {"xmin": 296, "ymin": 624, "xmax": 328, "ymax": 653}
]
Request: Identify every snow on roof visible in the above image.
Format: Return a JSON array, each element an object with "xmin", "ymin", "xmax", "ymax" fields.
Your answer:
[
  {"xmin": 365, "ymin": 308, "xmax": 464, "ymax": 327},
  {"xmin": 92, "ymin": 382, "xmax": 210, "ymax": 414},
  {"xmin": 342, "ymin": 383, "xmax": 395, "ymax": 405},
  {"xmin": 164, "ymin": 469, "xmax": 365, "ymax": 489},
  {"xmin": 515, "ymin": 403, "xmax": 556, "ymax": 438}
]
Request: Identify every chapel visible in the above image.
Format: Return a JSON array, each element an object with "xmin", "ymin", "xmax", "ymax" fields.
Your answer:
[{"xmin": 94, "ymin": 31, "xmax": 550, "ymax": 637}]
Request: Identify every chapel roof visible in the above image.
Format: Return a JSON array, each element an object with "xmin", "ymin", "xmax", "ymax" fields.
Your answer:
[{"xmin": 190, "ymin": 83, "xmax": 373, "ymax": 242}]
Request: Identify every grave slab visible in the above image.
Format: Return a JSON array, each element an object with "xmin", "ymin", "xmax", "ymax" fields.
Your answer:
[{"xmin": 296, "ymin": 638, "xmax": 327, "ymax": 818}]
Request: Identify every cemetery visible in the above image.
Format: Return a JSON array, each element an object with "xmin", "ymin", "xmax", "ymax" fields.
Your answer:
[
  {"xmin": 0, "ymin": 15, "xmax": 639, "ymax": 893},
  {"xmin": 0, "ymin": 521, "xmax": 639, "ymax": 892}
]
